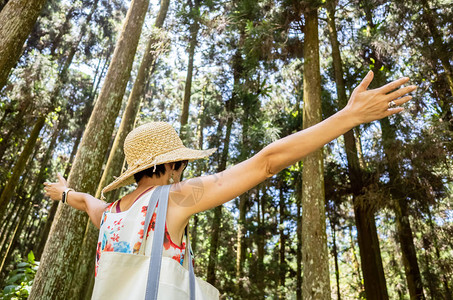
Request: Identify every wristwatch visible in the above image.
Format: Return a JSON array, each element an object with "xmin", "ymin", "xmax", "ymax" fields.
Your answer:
[{"xmin": 62, "ymin": 188, "xmax": 74, "ymax": 204}]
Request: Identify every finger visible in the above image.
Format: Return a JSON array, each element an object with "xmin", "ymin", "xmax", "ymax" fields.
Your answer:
[
  {"xmin": 384, "ymin": 107, "xmax": 404, "ymax": 117},
  {"xmin": 393, "ymin": 95, "xmax": 412, "ymax": 106},
  {"xmin": 378, "ymin": 77, "xmax": 410, "ymax": 94},
  {"xmin": 57, "ymin": 173, "xmax": 67, "ymax": 185},
  {"xmin": 356, "ymin": 70, "xmax": 374, "ymax": 91},
  {"xmin": 385, "ymin": 85, "xmax": 416, "ymax": 101}
]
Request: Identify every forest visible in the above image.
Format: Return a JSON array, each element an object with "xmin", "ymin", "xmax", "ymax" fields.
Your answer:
[{"xmin": 0, "ymin": 0, "xmax": 452, "ymax": 299}]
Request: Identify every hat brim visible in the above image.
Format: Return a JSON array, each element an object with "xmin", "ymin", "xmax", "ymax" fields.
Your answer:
[{"xmin": 101, "ymin": 147, "xmax": 216, "ymax": 195}]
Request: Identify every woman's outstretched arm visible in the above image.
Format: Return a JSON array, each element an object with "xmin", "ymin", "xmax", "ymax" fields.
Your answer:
[
  {"xmin": 169, "ymin": 71, "xmax": 416, "ymax": 219},
  {"xmin": 44, "ymin": 173, "xmax": 108, "ymax": 229}
]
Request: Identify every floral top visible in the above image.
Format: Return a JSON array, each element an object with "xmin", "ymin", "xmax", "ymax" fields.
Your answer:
[{"xmin": 95, "ymin": 187, "xmax": 187, "ymax": 277}]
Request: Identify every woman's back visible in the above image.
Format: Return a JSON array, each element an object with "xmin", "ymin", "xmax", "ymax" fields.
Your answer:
[{"xmin": 95, "ymin": 187, "xmax": 187, "ymax": 277}]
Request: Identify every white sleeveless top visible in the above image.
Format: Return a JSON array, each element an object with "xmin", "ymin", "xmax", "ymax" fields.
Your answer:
[{"xmin": 95, "ymin": 187, "xmax": 187, "ymax": 277}]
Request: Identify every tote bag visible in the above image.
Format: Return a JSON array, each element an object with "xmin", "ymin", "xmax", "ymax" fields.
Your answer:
[{"xmin": 92, "ymin": 185, "xmax": 220, "ymax": 300}]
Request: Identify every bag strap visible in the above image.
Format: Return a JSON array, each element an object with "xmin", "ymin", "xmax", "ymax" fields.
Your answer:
[
  {"xmin": 185, "ymin": 225, "xmax": 196, "ymax": 300},
  {"xmin": 145, "ymin": 184, "xmax": 196, "ymax": 300},
  {"xmin": 138, "ymin": 187, "xmax": 161, "ymax": 255}
]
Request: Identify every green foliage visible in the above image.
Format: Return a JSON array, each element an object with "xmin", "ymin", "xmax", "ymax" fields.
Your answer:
[{"xmin": 0, "ymin": 252, "xmax": 39, "ymax": 300}]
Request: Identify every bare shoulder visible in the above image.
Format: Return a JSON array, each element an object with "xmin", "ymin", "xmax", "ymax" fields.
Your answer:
[{"xmin": 169, "ymin": 173, "xmax": 224, "ymax": 208}]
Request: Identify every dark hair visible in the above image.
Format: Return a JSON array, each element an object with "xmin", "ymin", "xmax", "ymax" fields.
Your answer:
[{"xmin": 133, "ymin": 160, "xmax": 188, "ymax": 183}]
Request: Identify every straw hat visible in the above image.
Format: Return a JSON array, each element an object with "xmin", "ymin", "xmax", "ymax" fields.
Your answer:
[{"xmin": 101, "ymin": 122, "xmax": 216, "ymax": 195}]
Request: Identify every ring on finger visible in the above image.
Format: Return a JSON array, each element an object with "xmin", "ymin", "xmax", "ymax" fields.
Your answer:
[{"xmin": 388, "ymin": 100, "xmax": 397, "ymax": 109}]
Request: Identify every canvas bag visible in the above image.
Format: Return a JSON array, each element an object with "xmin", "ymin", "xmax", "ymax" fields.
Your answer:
[{"xmin": 92, "ymin": 185, "xmax": 220, "ymax": 300}]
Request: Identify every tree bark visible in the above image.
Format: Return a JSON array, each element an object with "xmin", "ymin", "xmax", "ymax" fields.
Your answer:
[
  {"xmin": 256, "ymin": 189, "xmax": 265, "ymax": 299},
  {"xmin": 180, "ymin": 0, "xmax": 201, "ymax": 140},
  {"xmin": 29, "ymin": 0, "xmax": 150, "ymax": 298},
  {"xmin": 380, "ymin": 111, "xmax": 425, "ymax": 299},
  {"xmin": 329, "ymin": 217, "xmax": 341, "ymax": 300},
  {"xmin": 206, "ymin": 96, "xmax": 235, "ymax": 285},
  {"xmin": 301, "ymin": 7, "xmax": 331, "ymax": 300},
  {"xmin": 278, "ymin": 187, "xmax": 286, "ymax": 299},
  {"xmin": 348, "ymin": 224, "xmax": 364, "ymax": 295},
  {"xmin": 71, "ymin": 2, "xmax": 170, "ymax": 297},
  {"xmin": 95, "ymin": 0, "xmax": 170, "ymax": 203},
  {"xmin": 362, "ymin": 2, "xmax": 426, "ymax": 294},
  {"xmin": 0, "ymin": 0, "xmax": 48, "ymax": 90},
  {"xmin": 0, "ymin": 115, "xmax": 46, "ymax": 220},
  {"xmin": 296, "ymin": 177, "xmax": 302, "ymax": 300},
  {"xmin": 326, "ymin": 1, "xmax": 389, "ymax": 298}
]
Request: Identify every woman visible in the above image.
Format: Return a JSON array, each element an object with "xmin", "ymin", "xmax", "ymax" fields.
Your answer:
[{"xmin": 44, "ymin": 71, "xmax": 415, "ymax": 280}]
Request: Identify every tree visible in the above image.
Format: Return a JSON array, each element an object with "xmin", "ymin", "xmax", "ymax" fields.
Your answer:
[
  {"xmin": 301, "ymin": 4, "xmax": 331, "ymax": 299},
  {"xmin": 0, "ymin": 0, "xmax": 48, "ymax": 90},
  {"xmin": 29, "ymin": 0, "xmax": 150, "ymax": 297},
  {"xmin": 326, "ymin": 1, "xmax": 388, "ymax": 298},
  {"xmin": 180, "ymin": 0, "xmax": 201, "ymax": 140}
]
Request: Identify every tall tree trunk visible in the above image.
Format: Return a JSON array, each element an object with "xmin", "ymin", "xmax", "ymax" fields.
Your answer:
[
  {"xmin": 0, "ymin": 200, "xmax": 32, "ymax": 279},
  {"xmin": 296, "ymin": 176, "xmax": 302, "ymax": 300},
  {"xmin": 0, "ymin": 115, "xmax": 46, "ymax": 220},
  {"xmin": 22, "ymin": 118, "xmax": 63, "ymax": 256},
  {"xmin": 72, "ymin": 3, "xmax": 170, "ymax": 298},
  {"xmin": 348, "ymin": 224, "xmax": 364, "ymax": 296},
  {"xmin": 191, "ymin": 99, "xmax": 206, "ymax": 253},
  {"xmin": 256, "ymin": 189, "xmax": 265, "ymax": 299},
  {"xmin": 34, "ymin": 53, "xmax": 105, "ymax": 261},
  {"xmin": 329, "ymin": 216, "xmax": 341, "ymax": 300},
  {"xmin": 180, "ymin": 0, "xmax": 201, "ymax": 140},
  {"xmin": 427, "ymin": 206, "xmax": 452, "ymax": 300},
  {"xmin": 362, "ymin": 2, "xmax": 426, "ymax": 295},
  {"xmin": 0, "ymin": 107, "xmax": 29, "ymax": 166},
  {"xmin": 0, "ymin": 0, "xmax": 48, "ymax": 90},
  {"xmin": 206, "ymin": 96, "xmax": 235, "ymax": 285},
  {"xmin": 301, "ymin": 7, "xmax": 331, "ymax": 300},
  {"xmin": 0, "ymin": 196, "xmax": 23, "ymax": 279},
  {"xmin": 278, "ymin": 187, "xmax": 286, "ymax": 299},
  {"xmin": 29, "ymin": 0, "xmax": 150, "ymax": 298},
  {"xmin": 95, "ymin": 0, "xmax": 170, "ymax": 203},
  {"xmin": 326, "ymin": 1, "xmax": 389, "ymax": 298}
]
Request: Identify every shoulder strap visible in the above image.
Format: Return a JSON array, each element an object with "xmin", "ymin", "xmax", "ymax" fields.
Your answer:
[
  {"xmin": 145, "ymin": 185, "xmax": 196, "ymax": 300},
  {"xmin": 138, "ymin": 187, "xmax": 161, "ymax": 255}
]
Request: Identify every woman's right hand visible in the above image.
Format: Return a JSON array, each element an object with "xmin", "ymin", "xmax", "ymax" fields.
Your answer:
[
  {"xmin": 344, "ymin": 71, "xmax": 416, "ymax": 125},
  {"xmin": 44, "ymin": 173, "xmax": 68, "ymax": 201}
]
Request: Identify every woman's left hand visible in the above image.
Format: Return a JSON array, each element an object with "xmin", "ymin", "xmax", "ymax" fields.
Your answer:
[
  {"xmin": 345, "ymin": 71, "xmax": 416, "ymax": 125},
  {"xmin": 44, "ymin": 173, "xmax": 68, "ymax": 201}
]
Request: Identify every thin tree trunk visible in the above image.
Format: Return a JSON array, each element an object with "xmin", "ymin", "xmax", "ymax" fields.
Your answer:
[
  {"xmin": 29, "ymin": 0, "xmax": 150, "ymax": 298},
  {"xmin": 95, "ymin": 0, "xmax": 170, "ymax": 203},
  {"xmin": 191, "ymin": 108, "xmax": 206, "ymax": 253},
  {"xmin": 278, "ymin": 187, "xmax": 286, "ymax": 300},
  {"xmin": 301, "ymin": 7, "xmax": 331, "ymax": 300},
  {"xmin": 348, "ymin": 224, "xmax": 364, "ymax": 296},
  {"xmin": 362, "ymin": 5, "xmax": 425, "ymax": 293},
  {"xmin": 0, "ymin": 107, "xmax": 29, "ymax": 167},
  {"xmin": 296, "ymin": 176, "xmax": 302, "ymax": 300},
  {"xmin": 427, "ymin": 207, "xmax": 452, "ymax": 300},
  {"xmin": 326, "ymin": 1, "xmax": 388, "ymax": 298},
  {"xmin": 206, "ymin": 96, "xmax": 235, "ymax": 285},
  {"xmin": 0, "ymin": 116, "xmax": 46, "ymax": 220},
  {"xmin": 255, "ymin": 189, "xmax": 265, "ymax": 299},
  {"xmin": 330, "ymin": 218, "xmax": 341, "ymax": 300},
  {"xmin": 0, "ymin": 196, "xmax": 21, "ymax": 254},
  {"xmin": 0, "ymin": 0, "xmax": 48, "ymax": 90},
  {"xmin": 0, "ymin": 197, "xmax": 23, "ymax": 279},
  {"xmin": 73, "ymin": 6, "xmax": 171, "ymax": 296},
  {"xmin": 0, "ymin": 196, "xmax": 31, "ymax": 281},
  {"xmin": 180, "ymin": 0, "xmax": 201, "ymax": 140}
]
